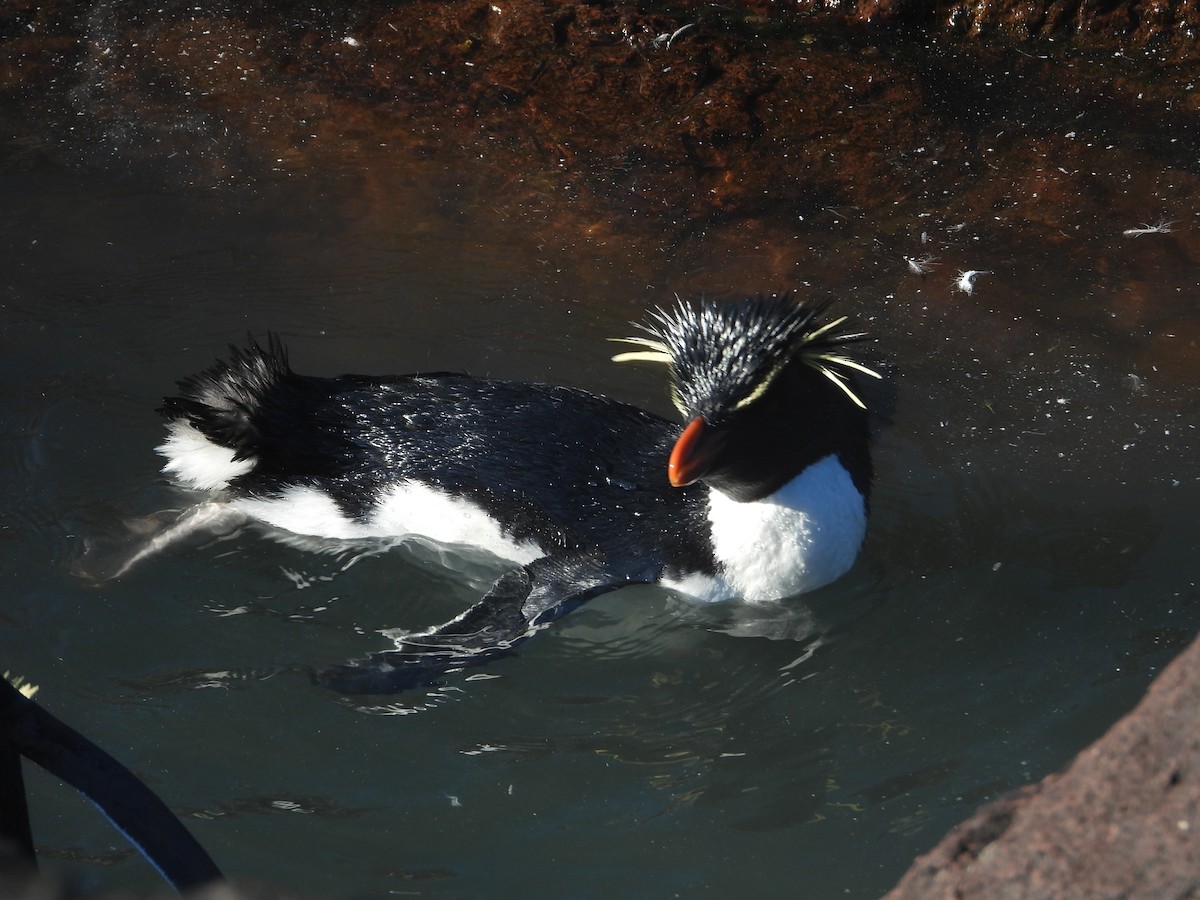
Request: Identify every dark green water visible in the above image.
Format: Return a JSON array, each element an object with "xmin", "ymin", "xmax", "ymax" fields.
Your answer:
[{"xmin": 1, "ymin": 133, "xmax": 1197, "ymax": 898}]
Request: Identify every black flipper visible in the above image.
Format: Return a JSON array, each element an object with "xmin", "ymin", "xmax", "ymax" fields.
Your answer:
[
  {"xmin": 315, "ymin": 553, "xmax": 657, "ymax": 694},
  {"xmin": 0, "ymin": 678, "xmax": 222, "ymax": 892}
]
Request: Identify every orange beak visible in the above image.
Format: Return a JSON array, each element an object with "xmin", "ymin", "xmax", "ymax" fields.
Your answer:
[{"xmin": 668, "ymin": 416, "xmax": 727, "ymax": 487}]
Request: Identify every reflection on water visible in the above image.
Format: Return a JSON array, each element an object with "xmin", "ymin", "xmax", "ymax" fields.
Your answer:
[{"xmin": 1, "ymin": 62, "xmax": 1199, "ymax": 900}]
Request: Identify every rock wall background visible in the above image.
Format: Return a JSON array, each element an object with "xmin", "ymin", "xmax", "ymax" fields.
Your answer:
[{"xmin": 886, "ymin": 631, "xmax": 1200, "ymax": 899}]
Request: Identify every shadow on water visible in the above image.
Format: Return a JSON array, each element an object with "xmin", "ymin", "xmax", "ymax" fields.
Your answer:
[{"xmin": 1, "ymin": 6, "xmax": 1199, "ymax": 898}]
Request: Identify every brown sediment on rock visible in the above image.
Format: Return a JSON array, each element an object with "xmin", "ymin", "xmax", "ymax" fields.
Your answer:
[
  {"xmin": 884, "ymin": 631, "xmax": 1200, "ymax": 899},
  {"xmin": 787, "ymin": 0, "xmax": 1200, "ymax": 60},
  {"xmin": 2, "ymin": 2, "xmax": 1197, "ymax": 200},
  {"xmin": 0, "ymin": 0, "xmax": 1197, "ymax": 366}
]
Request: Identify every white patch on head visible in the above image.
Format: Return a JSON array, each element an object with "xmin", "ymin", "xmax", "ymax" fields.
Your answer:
[
  {"xmin": 663, "ymin": 454, "xmax": 866, "ymax": 603},
  {"xmin": 229, "ymin": 481, "xmax": 544, "ymax": 565},
  {"xmin": 157, "ymin": 422, "xmax": 255, "ymax": 491}
]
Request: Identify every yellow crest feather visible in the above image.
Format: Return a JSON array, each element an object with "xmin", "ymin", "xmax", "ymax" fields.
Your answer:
[{"xmin": 608, "ymin": 336, "xmax": 672, "ymax": 365}]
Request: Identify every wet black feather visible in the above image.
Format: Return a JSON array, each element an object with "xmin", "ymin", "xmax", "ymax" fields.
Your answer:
[{"xmin": 159, "ymin": 334, "xmax": 718, "ymax": 577}]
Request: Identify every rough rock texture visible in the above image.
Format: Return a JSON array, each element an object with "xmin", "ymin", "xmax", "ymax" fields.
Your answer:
[
  {"xmin": 796, "ymin": 0, "xmax": 1200, "ymax": 59},
  {"xmin": 885, "ymin": 631, "xmax": 1200, "ymax": 899},
  {"xmin": 2, "ymin": 1, "xmax": 1198, "ymax": 371},
  {"xmin": 2, "ymin": 2, "xmax": 1199, "ymax": 222}
]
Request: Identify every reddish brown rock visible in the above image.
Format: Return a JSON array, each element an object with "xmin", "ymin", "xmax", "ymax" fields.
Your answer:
[
  {"xmin": 2, "ymin": 2, "xmax": 1198, "ymax": 250},
  {"xmin": 2, "ymin": 0, "xmax": 1197, "ymax": 374},
  {"xmin": 885, "ymin": 632, "xmax": 1200, "ymax": 900}
]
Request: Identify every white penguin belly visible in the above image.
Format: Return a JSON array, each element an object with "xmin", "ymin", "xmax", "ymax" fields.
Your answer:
[{"xmin": 663, "ymin": 454, "xmax": 867, "ymax": 603}]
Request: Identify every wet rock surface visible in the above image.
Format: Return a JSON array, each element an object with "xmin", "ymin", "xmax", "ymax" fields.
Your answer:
[
  {"xmin": 2, "ymin": 2, "xmax": 1198, "ymax": 244},
  {"xmin": 2, "ymin": 3, "xmax": 1197, "ymax": 371},
  {"xmin": 3, "ymin": 4, "xmax": 1197, "ymax": 355},
  {"xmin": 885, "ymin": 630, "xmax": 1200, "ymax": 899}
]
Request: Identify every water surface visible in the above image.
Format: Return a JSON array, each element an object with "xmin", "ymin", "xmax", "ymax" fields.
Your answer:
[{"xmin": 2, "ymin": 75, "xmax": 1198, "ymax": 900}]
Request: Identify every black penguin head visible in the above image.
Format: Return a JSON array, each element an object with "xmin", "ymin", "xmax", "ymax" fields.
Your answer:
[{"xmin": 612, "ymin": 294, "xmax": 879, "ymax": 501}]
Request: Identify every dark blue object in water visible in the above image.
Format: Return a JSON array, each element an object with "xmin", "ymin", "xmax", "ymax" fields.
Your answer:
[{"xmin": 0, "ymin": 677, "xmax": 222, "ymax": 892}]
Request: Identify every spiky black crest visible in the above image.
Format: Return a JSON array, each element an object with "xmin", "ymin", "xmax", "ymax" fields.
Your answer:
[{"xmin": 611, "ymin": 294, "xmax": 878, "ymax": 418}]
